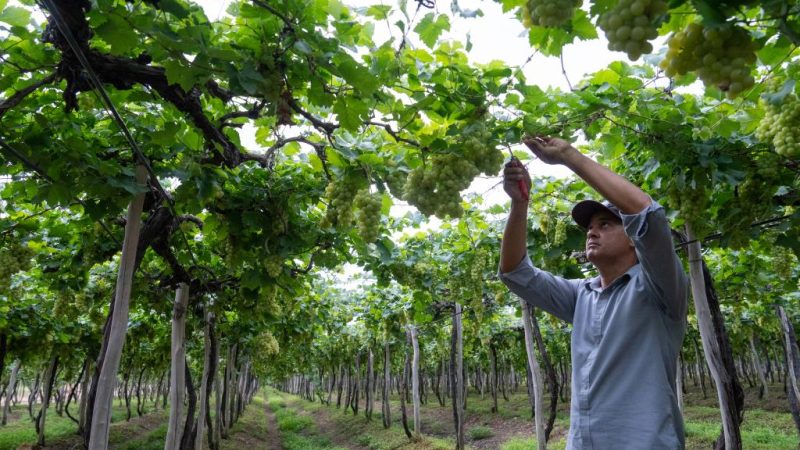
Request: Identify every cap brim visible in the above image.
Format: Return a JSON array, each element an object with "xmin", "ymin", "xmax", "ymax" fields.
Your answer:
[{"xmin": 571, "ymin": 200, "xmax": 619, "ymax": 229}]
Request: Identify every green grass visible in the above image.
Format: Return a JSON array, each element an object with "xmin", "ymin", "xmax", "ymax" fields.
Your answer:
[
  {"xmin": 0, "ymin": 399, "xmax": 148, "ymax": 450},
  {"xmin": 467, "ymin": 425, "xmax": 493, "ymax": 440},
  {"xmin": 501, "ymin": 436, "xmax": 567, "ymax": 450},
  {"xmin": 0, "ymin": 405, "xmax": 78, "ymax": 450}
]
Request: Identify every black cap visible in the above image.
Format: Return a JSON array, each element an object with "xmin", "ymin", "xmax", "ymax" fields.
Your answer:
[{"xmin": 571, "ymin": 200, "xmax": 622, "ymax": 229}]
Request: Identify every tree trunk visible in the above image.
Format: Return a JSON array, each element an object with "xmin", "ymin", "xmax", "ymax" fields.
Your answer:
[
  {"xmin": 194, "ymin": 309, "xmax": 212, "ymax": 450},
  {"xmin": 382, "ymin": 341, "xmax": 391, "ymax": 429},
  {"xmin": 530, "ymin": 308, "xmax": 558, "ymax": 441},
  {"xmin": 489, "ymin": 341, "xmax": 498, "ymax": 413},
  {"xmin": 352, "ymin": 353, "xmax": 360, "ymax": 415},
  {"xmin": 2, "ymin": 359, "xmax": 20, "ymax": 425},
  {"xmin": 776, "ymin": 304, "xmax": 800, "ymax": 437},
  {"xmin": 136, "ymin": 367, "xmax": 146, "ymax": 417},
  {"xmin": 749, "ymin": 334, "xmax": 769, "ymax": 400},
  {"xmin": 65, "ymin": 361, "xmax": 86, "ymax": 424},
  {"xmin": 164, "ymin": 283, "xmax": 190, "ymax": 450},
  {"xmin": 366, "ymin": 348, "xmax": 374, "ymax": 420},
  {"xmin": 684, "ymin": 224, "xmax": 743, "ymax": 450},
  {"xmin": 37, "ymin": 352, "xmax": 59, "ymax": 447},
  {"xmin": 88, "ymin": 164, "xmax": 147, "ymax": 450},
  {"xmin": 410, "ymin": 325, "xmax": 421, "ymax": 438},
  {"xmin": 520, "ymin": 299, "xmax": 546, "ymax": 450},
  {"xmin": 400, "ymin": 332, "xmax": 412, "ymax": 439},
  {"xmin": 78, "ymin": 358, "xmax": 92, "ymax": 434},
  {"xmin": 451, "ymin": 303, "xmax": 465, "ymax": 450},
  {"xmin": 179, "ymin": 359, "xmax": 197, "ymax": 450},
  {"xmin": 693, "ymin": 334, "xmax": 708, "ymax": 399}
]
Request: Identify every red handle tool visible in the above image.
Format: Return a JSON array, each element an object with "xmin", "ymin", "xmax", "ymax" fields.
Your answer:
[{"xmin": 509, "ymin": 154, "xmax": 529, "ymax": 201}]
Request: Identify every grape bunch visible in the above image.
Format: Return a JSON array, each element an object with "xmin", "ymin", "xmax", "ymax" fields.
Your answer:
[
  {"xmin": 598, "ymin": 0, "xmax": 667, "ymax": 61},
  {"xmin": 553, "ymin": 218, "xmax": 567, "ymax": 246},
  {"xmin": 461, "ymin": 122, "xmax": 504, "ymax": 176},
  {"xmin": 264, "ymin": 254, "xmax": 283, "ymax": 278},
  {"xmin": 522, "ymin": 0, "xmax": 582, "ymax": 28},
  {"xmin": 0, "ymin": 240, "xmax": 33, "ymax": 291},
  {"xmin": 660, "ymin": 23, "xmax": 757, "ymax": 98},
  {"xmin": 320, "ymin": 175, "xmax": 364, "ymax": 228},
  {"xmin": 353, "ymin": 189, "xmax": 382, "ymax": 243},
  {"xmin": 403, "ymin": 121, "xmax": 503, "ymax": 219},
  {"xmin": 384, "ymin": 170, "xmax": 408, "ymax": 199},
  {"xmin": 404, "ymin": 154, "xmax": 478, "ymax": 219},
  {"xmin": 756, "ymin": 82, "xmax": 800, "ymax": 158},
  {"xmin": 667, "ymin": 183, "xmax": 708, "ymax": 236}
]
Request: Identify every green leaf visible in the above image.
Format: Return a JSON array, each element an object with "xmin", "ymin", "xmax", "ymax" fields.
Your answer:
[
  {"xmin": 570, "ymin": 10, "xmax": 598, "ymax": 41},
  {"xmin": 0, "ymin": 1, "xmax": 8, "ymax": 12},
  {"xmin": 334, "ymin": 55, "xmax": 379, "ymax": 95},
  {"xmin": 0, "ymin": 6, "xmax": 30, "ymax": 27},
  {"xmin": 757, "ymin": 37, "xmax": 793, "ymax": 66},
  {"xmin": 414, "ymin": 13, "xmax": 450, "ymax": 48},
  {"xmin": 162, "ymin": 59, "xmax": 195, "ymax": 91},
  {"xmin": 334, "ymin": 96, "xmax": 369, "ymax": 131},
  {"xmin": 159, "ymin": 0, "xmax": 191, "ymax": 19},
  {"xmin": 366, "ymin": 5, "xmax": 391, "ymax": 19},
  {"xmin": 94, "ymin": 14, "xmax": 138, "ymax": 55}
]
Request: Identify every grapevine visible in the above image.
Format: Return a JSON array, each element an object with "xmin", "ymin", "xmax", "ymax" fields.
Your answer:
[
  {"xmin": 598, "ymin": 0, "xmax": 667, "ymax": 61},
  {"xmin": 660, "ymin": 23, "xmax": 757, "ymax": 98},
  {"xmin": 522, "ymin": 0, "xmax": 582, "ymax": 28}
]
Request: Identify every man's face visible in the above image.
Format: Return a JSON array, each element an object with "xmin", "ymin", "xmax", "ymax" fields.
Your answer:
[{"xmin": 584, "ymin": 211, "xmax": 634, "ymax": 264}]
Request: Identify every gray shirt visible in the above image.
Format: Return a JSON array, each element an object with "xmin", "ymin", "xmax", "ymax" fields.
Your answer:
[{"xmin": 499, "ymin": 201, "xmax": 688, "ymax": 449}]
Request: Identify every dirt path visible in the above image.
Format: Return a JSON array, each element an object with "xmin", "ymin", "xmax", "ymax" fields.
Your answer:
[{"xmin": 263, "ymin": 393, "xmax": 284, "ymax": 450}]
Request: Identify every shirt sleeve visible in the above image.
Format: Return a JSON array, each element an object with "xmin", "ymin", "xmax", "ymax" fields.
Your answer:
[
  {"xmin": 621, "ymin": 199, "xmax": 689, "ymax": 320},
  {"xmin": 497, "ymin": 255, "xmax": 580, "ymax": 323}
]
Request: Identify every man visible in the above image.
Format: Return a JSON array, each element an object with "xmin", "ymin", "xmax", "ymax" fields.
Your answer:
[{"xmin": 499, "ymin": 136, "xmax": 688, "ymax": 449}]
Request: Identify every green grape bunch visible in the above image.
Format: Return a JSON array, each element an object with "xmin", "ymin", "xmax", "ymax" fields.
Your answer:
[
  {"xmin": 264, "ymin": 254, "xmax": 283, "ymax": 278},
  {"xmin": 403, "ymin": 120, "xmax": 503, "ymax": 219},
  {"xmin": 320, "ymin": 174, "xmax": 365, "ymax": 228},
  {"xmin": 598, "ymin": 0, "xmax": 667, "ymax": 61},
  {"xmin": 353, "ymin": 189, "xmax": 382, "ymax": 243},
  {"xmin": 522, "ymin": 0, "xmax": 582, "ymax": 28},
  {"xmin": 0, "ymin": 240, "xmax": 34, "ymax": 291},
  {"xmin": 756, "ymin": 80, "xmax": 800, "ymax": 158},
  {"xmin": 660, "ymin": 23, "xmax": 757, "ymax": 98}
]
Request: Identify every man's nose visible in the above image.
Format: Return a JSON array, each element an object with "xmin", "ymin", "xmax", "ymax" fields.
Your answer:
[{"xmin": 586, "ymin": 228, "xmax": 598, "ymax": 239}]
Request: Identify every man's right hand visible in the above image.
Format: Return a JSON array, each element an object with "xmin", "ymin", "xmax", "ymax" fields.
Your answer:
[
  {"xmin": 503, "ymin": 158, "xmax": 531, "ymax": 204},
  {"xmin": 523, "ymin": 136, "xmax": 578, "ymax": 165}
]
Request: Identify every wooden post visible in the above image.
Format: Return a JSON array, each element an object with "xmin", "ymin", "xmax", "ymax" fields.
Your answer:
[
  {"xmin": 164, "ymin": 283, "xmax": 190, "ymax": 450},
  {"xmin": 88, "ymin": 164, "xmax": 147, "ymax": 450}
]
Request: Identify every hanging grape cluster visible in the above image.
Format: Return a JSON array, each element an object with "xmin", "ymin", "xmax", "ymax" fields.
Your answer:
[
  {"xmin": 403, "ymin": 121, "xmax": 503, "ymax": 219},
  {"xmin": 598, "ymin": 0, "xmax": 667, "ymax": 61},
  {"xmin": 660, "ymin": 23, "xmax": 757, "ymax": 98},
  {"xmin": 264, "ymin": 254, "xmax": 283, "ymax": 278},
  {"xmin": 320, "ymin": 175, "xmax": 363, "ymax": 228},
  {"xmin": 0, "ymin": 240, "xmax": 34, "ymax": 291},
  {"xmin": 756, "ymin": 80, "xmax": 800, "ymax": 158},
  {"xmin": 522, "ymin": 0, "xmax": 582, "ymax": 28},
  {"xmin": 667, "ymin": 183, "xmax": 708, "ymax": 235},
  {"xmin": 353, "ymin": 189, "xmax": 382, "ymax": 243}
]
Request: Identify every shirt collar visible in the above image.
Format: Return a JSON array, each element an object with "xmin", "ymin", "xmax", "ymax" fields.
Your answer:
[{"xmin": 584, "ymin": 263, "xmax": 641, "ymax": 293}]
